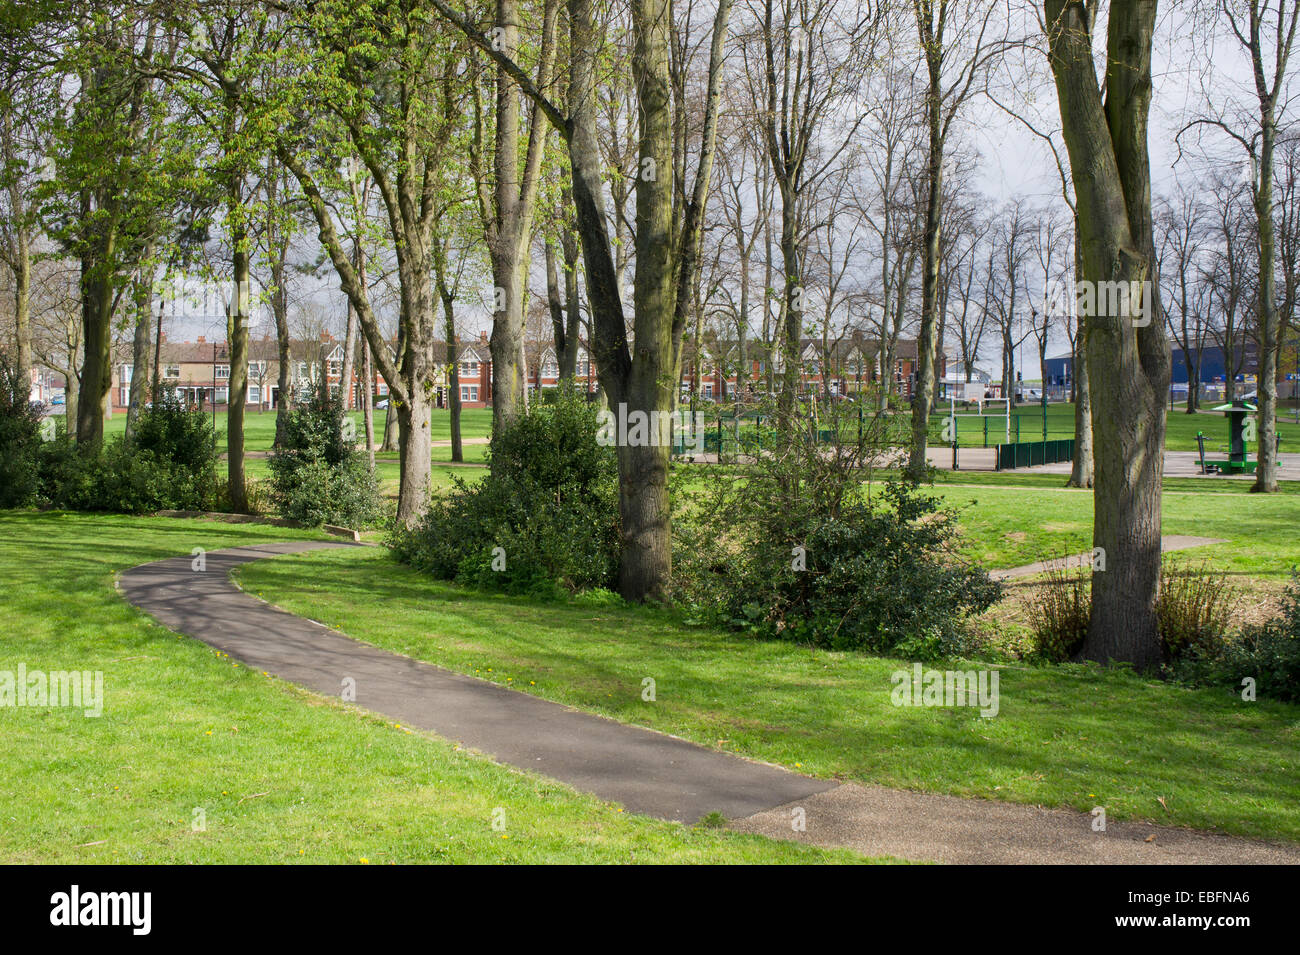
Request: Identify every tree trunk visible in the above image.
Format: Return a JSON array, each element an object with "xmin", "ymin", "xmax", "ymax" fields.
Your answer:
[
  {"xmin": 3, "ymin": 110, "xmax": 32, "ymax": 391},
  {"xmin": 779, "ymin": 188, "xmax": 802, "ymax": 407},
  {"xmin": 489, "ymin": 248, "xmax": 527, "ymax": 427},
  {"xmin": 10, "ymin": 232, "xmax": 31, "ymax": 394},
  {"xmin": 381, "ymin": 323, "xmax": 403, "ymax": 452},
  {"xmin": 1068, "ymin": 314, "xmax": 1093, "ymax": 487},
  {"xmin": 341, "ymin": 283, "xmax": 358, "ymax": 413},
  {"xmin": 125, "ymin": 257, "xmax": 153, "ymax": 443},
  {"xmin": 1047, "ymin": 0, "xmax": 1170, "ymax": 670},
  {"xmin": 908, "ymin": 26, "xmax": 945, "ymax": 479},
  {"xmin": 77, "ymin": 252, "xmax": 114, "ymax": 447},
  {"xmin": 545, "ymin": 237, "xmax": 569, "ymax": 377},
  {"xmin": 443, "ymin": 294, "xmax": 463, "ymax": 463},
  {"xmin": 560, "ymin": 218, "xmax": 581, "ymax": 380},
  {"xmin": 272, "ymin": 232, "xmax": 292, "ymax": 447},
  {"xmin": 1254, "ymin": 109, "xmax": 1280, "ymax": 492},
  {"xmin": 226, "ymin": 241, "xmax": 250, "ymax": 512},
  {"xmin": 361, "ymin": 337, "xmax": 375, "ymax": 471},
  {"xmin": 395, "ymin": 388, "xmax": 431, "ymax": 525}
]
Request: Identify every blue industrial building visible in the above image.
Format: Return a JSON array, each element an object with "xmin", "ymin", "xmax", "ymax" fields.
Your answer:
[{"xmin": 1043, "ymin": 344, "xmax": 1267, "ymax": 393}]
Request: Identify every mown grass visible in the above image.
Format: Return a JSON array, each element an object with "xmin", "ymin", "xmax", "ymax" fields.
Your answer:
[
  {"xmin": 103, "ymin": 407, "xmax": 496, "ymax": 455},
  {"xmin": 929, "ymin": 481, "xmax": 1300, "ymax": 576},
  {"xmin": 0, "ymin": 511, "xmax": 869, "ymax": 864},
  {"xmin": 241, "ymin": 544, "xmax": 1300, "ymax": 843}
]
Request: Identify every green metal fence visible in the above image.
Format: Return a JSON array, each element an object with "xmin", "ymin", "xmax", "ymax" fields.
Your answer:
[{"xmin": 995, "ymin": 439, "xmax": 1076, "ymax": 470}]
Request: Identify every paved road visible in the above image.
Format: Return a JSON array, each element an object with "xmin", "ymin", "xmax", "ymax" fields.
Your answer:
[{"xmin": 117, "ymin": 541, "xmax": 1300, "ymax": 863}]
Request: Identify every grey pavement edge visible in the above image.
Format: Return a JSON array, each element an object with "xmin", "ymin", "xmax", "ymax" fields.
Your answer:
[
  {"xmin": 733, "ymin": 783, "xmax": 1300, "ymax": 865},
  {"xmin": 116, "ymin": 541, "xmax": 835, "ymax": 825}
]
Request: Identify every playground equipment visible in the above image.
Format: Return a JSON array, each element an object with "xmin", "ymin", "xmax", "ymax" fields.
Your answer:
[{"xmin": 1197, "ymin": 400, "xmax": 1260, "ymax": 475}]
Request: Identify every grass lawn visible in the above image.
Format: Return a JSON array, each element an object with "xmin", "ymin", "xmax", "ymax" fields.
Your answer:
[
  {"xmin": 0, "ymin": 511, "xmax": 868, "ymax": 864},
  {"xmin": 103, "ymin": 407, "xmax": 495, "ymax": 456},
  {"xmin": 927, "ymin": 479, "xmax": 1300, "ymax": 577},
  {"xmin": 101, "ymin": 399, "xmax": 1300, "ymax": 459},
  {"xmin": 240, "ymin": 544, "xmax": 1300, "ymax": 843}
]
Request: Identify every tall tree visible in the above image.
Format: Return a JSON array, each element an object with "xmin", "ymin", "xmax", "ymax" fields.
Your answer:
[
  {"xmin": 473, "ymin": 0, "xmax": 559, "ymax": 431},
  {"xmin": 1045, "ymin": 0, "xmax": 1172, "ymax": 670},
  {"xmin": 434, "ymin": 0, "xmax": 734, "ymax": 600},
  {"xmin": 906, "ymin": 0, "xmax": 1011, "ymax": 477},
  {"xmin": 42, "ymin": 10, "xmax": 174, "ymax": 446},
  {"xmin": 273, "ymin": 1, "xmax": 470, "ymax": 524}
]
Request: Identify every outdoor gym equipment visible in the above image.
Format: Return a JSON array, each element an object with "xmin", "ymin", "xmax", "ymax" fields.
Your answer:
[
  {"xmin": 1197, "ymin": 400, "xmax": 1281, "ymax": 475},
  {"xmin": 1205, "ymin": 400, "xmax": 1258, "ymax": 475}
]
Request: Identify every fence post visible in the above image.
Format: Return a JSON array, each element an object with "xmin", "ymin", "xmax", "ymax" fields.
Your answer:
[{"xmin": 952, "ymin": 414, "xmax": 959, "ymax": 471}]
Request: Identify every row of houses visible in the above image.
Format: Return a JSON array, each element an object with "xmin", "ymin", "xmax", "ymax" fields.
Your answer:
[{"xmin": 95, "ymin": 330, "xmax": 942, "ymax": 414}]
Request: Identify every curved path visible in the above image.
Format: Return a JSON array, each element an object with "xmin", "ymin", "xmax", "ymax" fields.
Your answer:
[
  {"xmin": 119, "ymin": 542, "xmax": 1300, "ymax": 864},
  {"xmin": 118, "ymin": 542, "xmax": 831, "ymax": 824}
]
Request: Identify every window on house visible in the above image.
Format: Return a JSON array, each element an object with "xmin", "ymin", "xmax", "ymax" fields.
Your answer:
[
  {"xmin": 543, "ymin": 361, "xmax": 558, "ymax": 378},
  {"xmin": 248, "ymin": 360, "xmax": 265, "ymax": 377},
  {"xmin": 248, "ymin": 385, "xmax": 261, "ymax": 405},
  {"xmin": 297, "ymin": 361, "xmax": 309, "ymax": 379},
  {"xmin": 328, "ymin": 359, "xmax": 342, "ymax": 378},
  {"xmin": 215, "ymin": 387, "xmax": 229, "ymax": 404},
  {"xmin": 214, "ymin": 364, "xmax": 230, "ymax": 380},
  {"xmin": 164, "ymin": 364, "xmax": 180, "ymax": 379}
]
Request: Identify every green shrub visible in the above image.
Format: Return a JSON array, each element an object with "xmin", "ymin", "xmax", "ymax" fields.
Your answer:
[
  {"xmin": 268, "ymin": 392, "xmax": 383, "ymax": 528},
  {"xmin": 0, "ymin": 352, "xmax": 45, "ymax": 507},
  {"xmin": 1157, "ymin": 561, "xmax": 1236, "ymax": 660},
  {"xmin": 673, "ymin": 399, "xmax": 1000, "ymax": 658},
  {"xmin": 35, "ymin": 395, "xmax": 218, "ymax": 514},
  {"xmin": 1026, "ymin": 566, "xmax": 1091, "ymax": 663},
  {"xmin": 1030, "ymin": 561, "xmax": 1239, "ymax": 667},
  {"xmin": 392, "ymin": 389, "xmax": 619, "ymax": 596},
  {"xmin": 1169, "ymin": 575, "xmax": 1300, "ymax": 702}
]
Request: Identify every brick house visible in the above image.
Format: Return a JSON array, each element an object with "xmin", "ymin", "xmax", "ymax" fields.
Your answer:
[
  {"xmin": 108, "ymin": 328, "xmax": 941, "ymax": 415},
  {"xmin": 679, "ymin": 332, "xmax": 944, "ymax": 401}
]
